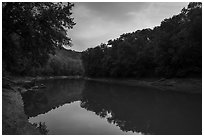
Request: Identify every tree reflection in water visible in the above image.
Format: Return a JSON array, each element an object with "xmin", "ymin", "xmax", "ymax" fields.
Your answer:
[
  {"xmin": 22, "ymin": 79, "xmax": 201, "ymax": 135},
  {"xmin": 33, "ymin": 122, "xmax": 49, "ymax": 134},
  {"xmin": 22, "ymin": 79, "xmax": 85, "ymax": 117},
  {"xmin": 80, "ymin": 81, "xmax": 202, "ymax": 135}
]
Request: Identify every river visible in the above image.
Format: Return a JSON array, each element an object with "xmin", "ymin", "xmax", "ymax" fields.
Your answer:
[{"xmin": 21, "ymin": 79, "xmax": 202, "ymax": 135}]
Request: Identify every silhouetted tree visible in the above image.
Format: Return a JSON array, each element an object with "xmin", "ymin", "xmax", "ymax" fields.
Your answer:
[{"xmin": 2, "ymin": 2, "xmax": 75, "ymax": 75}]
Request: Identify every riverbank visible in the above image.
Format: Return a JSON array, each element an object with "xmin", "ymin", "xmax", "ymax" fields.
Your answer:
[
  {"xmin": 2, "ymin": 75, "xmax": 83, "ymax": 135},
  {"xmin": 10, "ymin": 75, "xmax": 83, "ymax": 84},
  {"xmin": 6, "ymin": 75, "xmax": 202, "ymax": 94},
  {"xmin": 2, "ymin": 78, "xmax": 40, "ymax": 135},
  {"xmin": 85, "ymin": 77, "xmax": 202, "ymax": 94}
]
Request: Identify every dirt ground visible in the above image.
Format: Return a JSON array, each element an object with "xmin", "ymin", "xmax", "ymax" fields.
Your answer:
[{"xmin": 2, "ymin": 79, "xmax": 40, "ymax": 135}]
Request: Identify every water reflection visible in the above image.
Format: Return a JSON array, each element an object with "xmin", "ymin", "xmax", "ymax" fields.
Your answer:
[
  {"xmin": 22, "ymin": 79, "xmax": 85, "ymax": 117},
  {"xmin": 22, "ymin": 79, "xmax": 202, "ymax": 135},
  {"xmin": 81, "ymin": 81, "xmax": 202, "ymax": 135}
]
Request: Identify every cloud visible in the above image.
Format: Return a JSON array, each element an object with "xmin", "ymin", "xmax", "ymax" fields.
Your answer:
[
  {"xmin": 79, "ymin": 2, "xmax": 150, "ymax": 22},
  {"xmin": 67, "ymin": 2, "xmax": 188, "ymax": 51}
]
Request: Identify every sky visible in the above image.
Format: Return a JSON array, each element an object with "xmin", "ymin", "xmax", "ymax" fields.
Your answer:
[{"xmin": 66, "ymin": 2, "xmax": 189, "ymax": 52}]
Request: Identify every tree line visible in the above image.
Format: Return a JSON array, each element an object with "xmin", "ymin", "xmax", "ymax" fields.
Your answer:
[{"xmin": 81, "ymin": 2, "xmax": 202, "ymax": 78}]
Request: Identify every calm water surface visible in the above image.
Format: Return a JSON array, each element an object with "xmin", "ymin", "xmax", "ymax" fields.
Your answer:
[{"xmin": 22, "ymin": 79, "xmax": 202, "ymax": 135}]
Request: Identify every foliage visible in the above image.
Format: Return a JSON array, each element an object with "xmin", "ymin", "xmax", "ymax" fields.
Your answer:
[
  {"xmin": 81, "ymin": 2, "xmax": 202, "ymax": 78},
  {"xmin": 2, "ymin": 2, "xmax": 75, "ymax": 75},
  {"xmin": 44, "ymin": 48, "xmax": 84, "ymax": 76},
  {"xmin": 27, "ymin": 48, "xmax": 84, "ymax": 76},
  {"xmin": 33, "ymin": 122, "xmax": 49, "ymax": 135}
]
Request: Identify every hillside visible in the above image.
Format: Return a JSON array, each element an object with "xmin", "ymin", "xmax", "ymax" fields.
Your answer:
[
  {"xmin": 53, "ymin": 48, "xmax": 81, "ymax": 60},
  {"xmin": 42, "ymin": 48, "xmax": 84, "ymax": 76}
]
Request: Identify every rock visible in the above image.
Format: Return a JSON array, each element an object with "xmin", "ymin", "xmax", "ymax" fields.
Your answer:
[
  {"xmin": 31, "ymin": 86, "xmax": 39, "ymax": 90},
  {"xmin": 20, "ymin": 88, "xmax": 28, "ymax": 94},
  {"xmin": 30, "ymin": 84, "xmax": 46, "ymax": 90},
  {"xmin": 40, "ymin": 84, "xmax": 46, "ymax": 88}
]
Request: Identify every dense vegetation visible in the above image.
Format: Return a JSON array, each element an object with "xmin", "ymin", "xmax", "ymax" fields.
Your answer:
[
  {"xmin": 40, "ymin": 48, "xmax": 84, "ymax": 76},
  {"xmin": 2, "ymin": 2, "xmax": 78, "ymax": 76},
  {"xmin": 21, "ymin": 48, "xmax": 84, "ymax": 76},
  {"xmin": 82, "ymin": 2, "xmax": 202, "ymax": 78}
]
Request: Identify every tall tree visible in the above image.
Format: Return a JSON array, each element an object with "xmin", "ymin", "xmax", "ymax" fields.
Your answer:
[{"xmin": 2, "ymin": 2, "xmax": 75, "ymax": 75}]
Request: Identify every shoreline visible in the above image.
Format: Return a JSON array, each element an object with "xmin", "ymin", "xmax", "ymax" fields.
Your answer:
[
  {"xmin": 2, "ymin": 80, "xmax": 40, "ymax": 134},
  {"xmin": 6, "ymin": 75, "xmax": 203, "ymax": 95},
  {"xmin": 2, "ymin": 75, "xmax": 83, "ymax": 135},
  {"xmin": 8, "ymin": 75, "xmax": 83, "ymax": 84},
  {"xmin": 84, "ymin": 77, "xmax": 202, "ymax": 94}
]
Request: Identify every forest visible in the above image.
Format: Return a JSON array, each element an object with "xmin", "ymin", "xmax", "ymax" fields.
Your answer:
[
  {"xmin": 2, "ymin": 2, "xmax": 202, "ymax": 79},
  {"xmin": 81, "ymin": 2, "xmax": 202, "ymax": 78}
]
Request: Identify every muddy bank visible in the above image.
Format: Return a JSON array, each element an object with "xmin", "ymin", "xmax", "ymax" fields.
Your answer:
[
  {"xmin": 11, "ymin": 75, "xmax": 83, "ymax": 84},
  {"xmin": 2, "ymin": 83, "xmax": 40, "ymax": 134},
  {"xmin": 85, "ymin": 78, "xmax": 202, "ymax": 94},
  {"xmin": 2, "ymin": 75, "xmax": 82, "ymax": 135}
]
